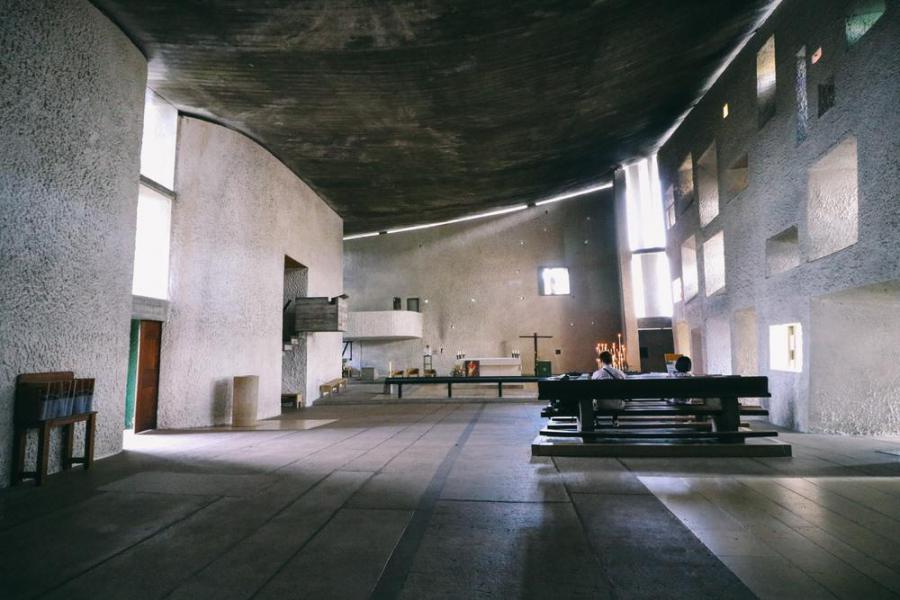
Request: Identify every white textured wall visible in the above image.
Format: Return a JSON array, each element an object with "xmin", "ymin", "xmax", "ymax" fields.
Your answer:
[
  {"xmin": 0, "ymin": 0, "xmax": 146, "ymax": 484},
  {"xmin": 160, "ymin": 118, "xmax": 343, "ymax": 425},
  {"xmin": 660, "ymin": 0, "xmax": 900, "ymax": 431},
  {"xmin": 809, "ymin": 284, "xmax": 900, "ymax": 434},
  {"xmin": 344, "ymin": 193, "xmax": 623, "ymax": 377}
]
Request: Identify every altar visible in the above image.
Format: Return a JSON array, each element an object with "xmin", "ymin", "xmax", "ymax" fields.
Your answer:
[{"xmin": 456, "ymin": 357, "xmax": 522, "ymax": 377}]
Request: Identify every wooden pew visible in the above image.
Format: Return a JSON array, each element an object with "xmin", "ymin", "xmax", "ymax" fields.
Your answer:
[
  {"xmin": 383, "ymin": 375, "xmax": 545, "ymax": 398},
  {"xmin": 318, "ymin": 378, "xmax": 348, "ymax": 398},
  {"xmin": 538, "ymin": 376, "xmax": 776, "ymax": 443}
]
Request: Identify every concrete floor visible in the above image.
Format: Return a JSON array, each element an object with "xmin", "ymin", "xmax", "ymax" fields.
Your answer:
[{"xmin": 2, "ymin": 403, "xmax": 900, "ymax": 599}]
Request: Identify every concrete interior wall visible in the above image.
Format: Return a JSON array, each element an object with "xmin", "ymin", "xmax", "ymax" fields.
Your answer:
[
  {"xmin": 809, "ymin": 281, "xmax": 900, "ymax": 434},
  {"xmin": 705, "ymin": 316, "xmax": 733, "ymax": 376},
  {"xmin": 660, "ymin": 0, "xmax": 899, "ymax": 431},
  {"xmin": 343, "ymin": 193, "xmax": 622, "ymax": 377},
  {"xmin": 732, "ymin": 307, "xmax": 759, "ymax": 376},
  {"xmin": 0, "ymin": 0, "xmax": 146, "ymax": 485},
  {"xmin": 159, "ymin": 117, "xmax": 343, "ymax": 425}
]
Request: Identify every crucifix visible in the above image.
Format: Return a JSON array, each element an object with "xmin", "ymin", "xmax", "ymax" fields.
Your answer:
[{"xmin": 519, "ymin": 332, "xmax": 553, "ymax": 375}]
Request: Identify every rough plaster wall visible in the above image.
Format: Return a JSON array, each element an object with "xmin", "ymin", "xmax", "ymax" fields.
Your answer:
[
  {"xmin": 732, "ymin": 308, "xmax": 759, "ymax": 376},
  {"xmin": 661, "ymin": 0, "xmax": 900, "ymax": 431},
  {"xmin": 343, "ymin": 193, "xmax": 622, "ymax": 377},
  {"xmin": 160, "ymin": 117, "xmax": 342, "ymax": 426},
  {"xmin": 705, "ymin": 316, "xmax": 733, "ymax": 376},
  {"xmin": 809, "ymin": 285, "xmax": 900, "ymax": 434},
  {"xmin": 0, "ymin": 0, "xmax": 146, "ymax": 485}
]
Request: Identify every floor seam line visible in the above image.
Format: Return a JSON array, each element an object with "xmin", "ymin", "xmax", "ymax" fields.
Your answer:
[{"xmin": 367, "ymin": 403, "xmax": 486, "ymax": 600}]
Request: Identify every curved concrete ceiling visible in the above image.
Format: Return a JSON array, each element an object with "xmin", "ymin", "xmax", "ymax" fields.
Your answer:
[{"xmin": 92, "ymin": 0, "xmax": 774, "ymax": 233}]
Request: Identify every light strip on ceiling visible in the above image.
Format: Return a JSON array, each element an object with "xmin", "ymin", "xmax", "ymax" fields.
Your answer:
[
  {"xmin": 534, "ymin": 181, "xmax": 613, "ymax": 206},
  {"xmin": 387, "ymin": 204, "xmax": 529, "ymax": 234},
  {"xmin": 343, "ymin": 180, "xmax": 612, "ymax": 240}
]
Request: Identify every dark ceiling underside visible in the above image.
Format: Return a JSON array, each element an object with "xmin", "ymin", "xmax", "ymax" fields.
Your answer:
[{"xmin": 92, "ymin": 0, "xmax": 772, "ymax": 233}]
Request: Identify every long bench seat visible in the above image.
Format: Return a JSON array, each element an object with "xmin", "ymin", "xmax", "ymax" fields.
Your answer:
[{"xmin": 383, "ymin": 375, "xmax": 544, "ymax": 398}]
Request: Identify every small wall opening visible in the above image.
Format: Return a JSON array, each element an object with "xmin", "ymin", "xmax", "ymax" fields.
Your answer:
[
  {"xmin": 769, "ymin": 322, "xmax": 802, "ymax": 373},
  {"xmin": 681, "ymin": 236, "xmax": 699, "ymax": 301},
  {"xmin": 703, "ymin": 231, "xmax": 726, "ymax": 296},
  {"xmin": 757, "ymin": 35, "xmax": 777, "ymax": 128},
  {"xmin": 807, "ymin": 136, "xmax": 858, "ymax": 261},
  {"xmin": 705, "ymin": 316, "xmax": 732, "ymax": 375},
  {"xmin": 282, "ymin": 256, "xmax": 309, "ymax": 407},
  {"xmin": 766, "ymin": 225, "xmax": 800, "ymax": 277},
  {"xmin": 673, "ymin": 321, "xmax": 691, "ymax": 357},
  {"xmin": 697, "ymin": 142, "xmax": 719, "ymax": 226},
  {"xmin": 818, "ymin": 76, "xmax": 835, "ymax": 117},
  {"xmin": 724, "ymin": 154, "xmax": 749, "ymax": 199},
  {"xmin": 845, "ymin": 0, "xmax": 886, "ymax": 46},
  {"xmin": 664, "ymin": 184, "xmax": 676, "ymax": 229},
  {"xmin": 732, "ymin": 308, "xmax": 758, "ymax": 376},
  {"xmin": 809, "ymin": 281, "xmax": 900, "ymax": 434},
  {"xmin": 671, "ymin": 277, "xmax": 683, "ymax": 304},
  {"xmin": 677, "ymin": 154, "xmax": 694, "ymax": 212}
]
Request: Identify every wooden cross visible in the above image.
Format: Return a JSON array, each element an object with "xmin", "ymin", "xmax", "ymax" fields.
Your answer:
[{"xmin": 519, "ymin": 332, "xmax": 553, "ymax": 375}]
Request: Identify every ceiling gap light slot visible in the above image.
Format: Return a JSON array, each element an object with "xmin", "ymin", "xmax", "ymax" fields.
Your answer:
[{"xmin": 624, "ymin": 156, "xmax": 666, "ymax": 252}]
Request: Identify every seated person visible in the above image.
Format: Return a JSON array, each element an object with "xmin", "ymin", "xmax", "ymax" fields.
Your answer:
[
  {"xmin": 592, "ymin": 351, "xmax": 626, "ymax": 380},
  {"xmin": 672, "ymin": 356, "xmax": 693, "ymax": 377},
  {"xmin": 668, "ymin": 356, "xmax": 702, "ymax": 404}
]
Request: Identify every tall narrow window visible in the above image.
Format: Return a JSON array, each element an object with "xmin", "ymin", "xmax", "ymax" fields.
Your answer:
[
  {"xmin": 681, "ymin": 236, "xmax": 699, "ymax": 302},
  {"xmin": 664, "ymin": 185, "xmax": 676, "ymax": 229},
  {"xmin": 140, "ymin": 89, "xmax": 178, "ymax": 191},
  {"xmin": 703, "ymin": 231, "xmax": 726, "ymax": 296},
  {"xmin": 796, "ymin": 47, "xmax": 809, "ymax": 143},
  {"xmin": 133, "ymin": 89, "xmax": 178, "ymax": 299},
  {"xmin": 132, "ymin": 185, "xmax": 172, "ymax": 299},
  {"xmin": 677, "ymin": 154, "xmax": 694, "ymax": 213},
  {"xmin": 697, "ymin": 142, "xmax": 719, "ymax": 227},
  {"xmin": 757, "ymin": 36, "xmax": 777, "ymax": 128}
]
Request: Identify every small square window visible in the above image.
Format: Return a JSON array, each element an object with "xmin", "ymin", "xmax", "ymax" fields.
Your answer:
[
  {"xmin": 769, "ymin": 323, "xmax": 803, "ymax": 372},
  {"xmin": 539, "ymin": 268, "xmax": 570, "ymax": 296}
]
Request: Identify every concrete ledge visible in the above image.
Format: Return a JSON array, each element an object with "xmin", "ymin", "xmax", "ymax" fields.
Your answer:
[{"xmin": 531, "ymin": 435, "xmax": 792, "ymax": 457}]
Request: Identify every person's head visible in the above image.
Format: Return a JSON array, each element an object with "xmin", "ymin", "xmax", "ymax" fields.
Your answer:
[
  {"xmin": 599, "ymin": 351, "xmax": 613, "ymax": 366},
  {"xmin": 675, "ymin": 355, "xmax": 692, "ymax": 373}
]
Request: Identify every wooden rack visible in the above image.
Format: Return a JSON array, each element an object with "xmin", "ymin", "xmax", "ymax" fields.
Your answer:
[{"xmin": 12, "ymin": 372, "xmax": 96, "ymax": 486}]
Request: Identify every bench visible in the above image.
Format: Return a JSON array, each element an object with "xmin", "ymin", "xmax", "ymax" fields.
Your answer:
[
  {"xmin": 383, "ymin": 375, "xmax": 545, "ymax": 398},
  {"xmin": 281, "ymin": 393, "xmax": 303, "ymax": 409},
  {"xmin": 538, "ymin": 376, "xmax": 777, "ymax": 444},
  {"xmin": 319, "ymin": 378, "xmax": 348, "ymax": 398}
]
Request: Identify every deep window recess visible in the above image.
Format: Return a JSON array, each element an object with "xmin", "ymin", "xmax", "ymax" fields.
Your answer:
[
  {"xmin": 818, "ymin": 76, "xmax": 836, "ymax": 117},
  {"xmin": 757, "ymin": 36, "xmax": 777, "ymax": 128},
  {"xmin": 846, "ymin": 0, "xmax": 885, "ymax": 46}
]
